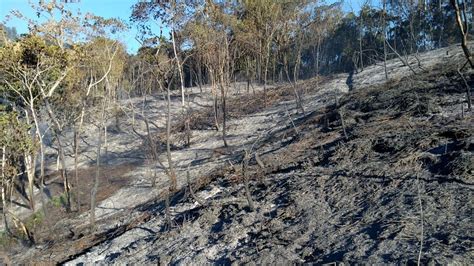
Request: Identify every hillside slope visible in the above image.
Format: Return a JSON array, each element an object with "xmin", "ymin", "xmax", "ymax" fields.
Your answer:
[{"xmin": 9, "ymin": 44, "xmax": 474, "ymax": 264}]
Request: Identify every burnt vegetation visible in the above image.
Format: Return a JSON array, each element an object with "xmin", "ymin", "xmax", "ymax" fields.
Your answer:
[{"xmin": 0, "ymin": 0, "xmax": 473, "ymax": 264}]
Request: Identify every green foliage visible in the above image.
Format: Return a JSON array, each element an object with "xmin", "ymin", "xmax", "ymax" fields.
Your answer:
[
  {"xmin": 25, "ymin": 210, "xmax": 44, "ymax": 229},
  {"xmin": 50, "ymin": 193, "xmax": 68, "ymax": 208},
  {"xmin": 0, "ymin": 231, "xmax": 15, "ymax": 248},
  {"xmin": 0, "ymin": 109, "xmax": 35, "ymax": 153},
  {"xmin": 0, "ymin": 108, "xmax": 37, "ymax": 182}
]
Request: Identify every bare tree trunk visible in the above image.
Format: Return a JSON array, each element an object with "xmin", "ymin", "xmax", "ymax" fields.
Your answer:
[
  {"xmin": 246, "ymin": 58, "xmax": 251, "ymax": 94},
  {"xmin": 220, "ymin": 83, "xmax": 228, "ymax": 147},
  {"xmin": 359, "ymin": 13, "xmax": 364, "ymax": 71},
  {"xmin": 457, "ymin": 69, "xmax": 472, "ymax": 111},
  {"xmin": 213, "ymin": 94, "xmax": 220, "ymax": 131},
  {"xmin": 293, "ymin": 42, "xmax": 305, "ymax": 114},
  {"xmin": 166, "ymin": 82, "xmax": 177, "ymax": 192},
  {"xmin": 316, "ymin": 35, "xmax": 321, "ymax": 76},
  {"xmin": 90, "ymin": 94, "xmax": 108, "ymax": 229},
  {"xmin": 242, "ymin": 153, "xmax": 255, "ymax": 212},
  {"xmin": 197, "ymin": 59, "xmax": 203, "ymax": 93},
  {"xmin": 210, "ymin": 70, "xmax": 220, "ymax": 131},
  {"xmin": 185, "ymin": 108, "xmax": 191, "ymax": 147},
  {"xmin": 104, "ymin": 79, "xmax": 111, "ymax": 165},
  {"xmin": 263, "ymin": 49, "xmax": 270, "ymax": 107},
  {"xmin": 143, "ymin": 115, "xmax": 158, "ymax": 187},
  {"xmin": 263, "ymin": 29, "xmax": 276, "ymax": 107},
  {"xmin": 44, "ymin": 99, "xmax": 71, "ymax": 212},
  {"xmin": 293, "ymin": 45, "xmax": 301, "ymax": 85},
  {"xmin": 21, "ymin": 109, "xmax": 36, "ymax": 212},
  {"xmin": 451, "ymin": 0, "xmax": 474, "ymax": 68},
  {"xmin": 73, "ymin": 128, "xmax": 81, "ymax": 211},
  {"xmin": 385, "ymin": 39, "xmax": 418, "ymax": 74},
  {"xmin": 171, "ymin": 30, "xmax": 186, "ymax": 106},
  {"xmin": 23, "ymin": 155, "xmax": 35, "ymax": 213},
  {"xmin": 283, "ymin": 54, "xmax": 304, "ymax": 114},
  {"xmin": 56, "ymin": 133, "xmax": 70, "ymax": 211},
  {"xmin": 30, "ymin": 106, "xmax": 48, "ymax": 218},
  {"xmin": 1, "ymin": 145, "xmax": 11, "ymax": 235},
  {"xmin": 409, "ymin": 10, "xmax": 415, "ymax": 55},
  {"xmin": 74, "ymin": 100, "xmax": 87, "ymax": 212},
  {"xmin": 382, "ymin": 0, "xmax": 389, "ymax": 80},
  {"xmin": 90, "ymin": 120, "xmax": 102, "ymax": 229}
]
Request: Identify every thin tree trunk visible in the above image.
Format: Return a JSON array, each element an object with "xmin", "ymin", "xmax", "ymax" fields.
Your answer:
[
  {"xmin": 90, "ymin": 121, "xmax": 102, "ymax": 229},
  {"xmin": 242, "ymin": 153, "xmax": 254, "ymax": 212},
  {"xmin": 197, "ymin": 60, "xmax": 203, "ymax": 93},
  {"xmin": 382, "ymin": 0, "xmax": 389, "ymax": 80},
  {"xmin": 22, "ymin": 109, "xmax": 35, "ymax": 212},
  {"xmin": 220, "ymin": 83, "xmax": 228, "ymax": 147},
  {"xmin": 246, "ymin": 58, "xmax": 251, "ymax": 94},
  {"xmin": 316, "ymin": 35, "xmax": 321, "ymax": 75},
  {"xmin": 30, "ymin": 106, "xmax": 48, "ymax": 217},
  {"xmin": 293, "ymin": 42, "xmax": 305, "ymax": 114},
  {"xmin": 44, "ymin": 99, "xmax": 71, "ymax": 212},
  {"xmin": 166, "ymin": 81, "xmax": 177, "ymax": 192},
  {"xmin": 457, "ymin": 69, "xmax": 472, "ymax": 110},
  {"xmin": 74, "ymin": 99, "xmax": 88, "ymax": 212},
  {"xmin": 1, "ymin": 145, "xmax": 11, "ymax": 235},
  {"xmin": 73, "ymin": 128, "xmax": 81, "ymax": 211},
  {"xmin": 171, "ymin": 30, "xmax": 186, "ymax": 107},
  {"xmin": 451, "ymin": 0, "xmax": 474, "ymax": 68},
  {"xmin": 359, "ymin": 13, "xmax": 364, "ymax": 71},
  {"xmin": 143, "ymin": 115, "xmax": 158, "ymax": 187},
  {"xmin": 385, "ymin": 39, "xmax": 418, "ymax": 74},
  {"xmin": 263, "ymin": 47, "xmax": 270, "ymax": 107},
  {"xmin": 210, "ymin": 70, "xmax": 220, "ymax": 131},
  {"xmin": 24, "ymin": 155, "xmax": 35, "ymax": 211}
]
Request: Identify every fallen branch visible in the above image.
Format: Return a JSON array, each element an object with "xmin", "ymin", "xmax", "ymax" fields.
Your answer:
[{"xmin": 385, "ymin": 39, "xmax": 418, "ymax": 75}]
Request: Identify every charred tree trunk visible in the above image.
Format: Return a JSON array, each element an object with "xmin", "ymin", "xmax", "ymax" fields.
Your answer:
[
  {"xmin": 220, "ymin": 83, "xmax": 228, "ymax": 147},
  {"xmin": 382, "ymin": 0, "xmax": 389, "ymax": 80},
  {"xmin": 166, "ymin": 81, "xmax": 177, "ymax": 193},
  {"xmin": 451, "ymin": 0, "xmax": 474, "ymax": 68},
  {"xmin": 242, "ymin": 153, "xmax": 255, "ymax": 212}
]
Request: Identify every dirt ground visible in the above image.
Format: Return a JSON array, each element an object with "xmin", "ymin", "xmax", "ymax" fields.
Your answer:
[
  {"xmin": 69, "ymin": 69, "xmax": 472, "ymax": 264},
  {"xmin": 0, "ymin": 164, "xmax": 135, "ymax": 252},
  {"xmin": 3, "ymin": 43, "xmax": 473, "ymax": 264}
]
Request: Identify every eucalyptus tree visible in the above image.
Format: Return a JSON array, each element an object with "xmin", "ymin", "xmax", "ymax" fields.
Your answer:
[
  {"xmin": 83, "ymin": 37, "xmax": 126, "ymax": 228},
  {"xmin": 305, "ymin": 3, "xmax": 342, "ymax": 77},
  {"xmin": 0, "ymin": 34, "xmax": 75, "ymax": 212},
  {"xmin": 237, "ymin": 0, "xmax": 282, "ymax": 105},
  {"xmin": 450, "ymin": 0, "xmax": 474, "ymax": 68},
  {"xmin": 185, "ymin": 12, "xmax": 222, "ymax": 131},
  {"xmin": 131, "ymin": 0, "xmax": 195, "ymax": 194},
  {"xmin": 2, "ymin": 1, "xmax": 96, "ymax": 213},
  {"xmin": 132, "ymin": 0, "xmax": 193, "ymax": 107},
  {"xmin": 0, "ymin": 102, "xmax": 36, "ymax": 234},
  {"xmin": 1, "ymin": 0, "xmax": 128, "ymax": 220}
]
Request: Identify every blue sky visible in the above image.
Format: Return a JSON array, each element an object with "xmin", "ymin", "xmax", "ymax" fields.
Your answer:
[{"xmin": 0, "ymin": 0, "xmax": 144, "ymax": 53}]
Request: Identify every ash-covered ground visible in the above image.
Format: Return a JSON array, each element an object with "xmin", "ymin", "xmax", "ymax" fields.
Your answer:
[{"xmin": 7, "ymin": 44, "xmax": 474, "ymax": 265}]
